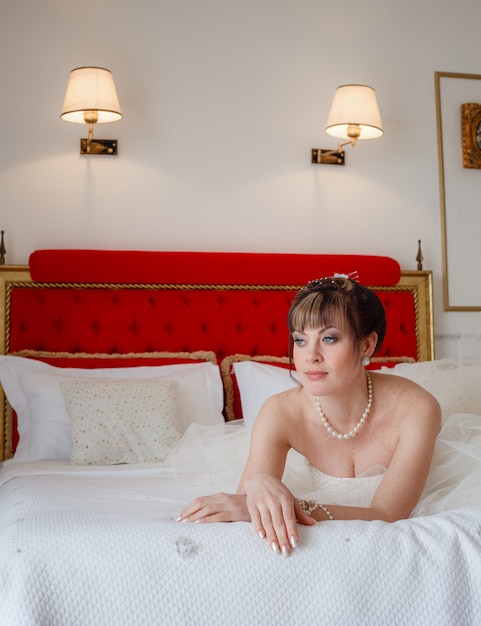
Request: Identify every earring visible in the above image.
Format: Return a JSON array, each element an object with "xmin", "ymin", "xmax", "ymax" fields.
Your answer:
[{"xmin": 362, "ymin": 356, "xmax": 370, "ymax": 367}]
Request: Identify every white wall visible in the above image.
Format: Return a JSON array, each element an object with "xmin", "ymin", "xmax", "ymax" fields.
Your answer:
[{"xmin": 1, "ymin": 0, "xmax": 480, "ymax": 358}]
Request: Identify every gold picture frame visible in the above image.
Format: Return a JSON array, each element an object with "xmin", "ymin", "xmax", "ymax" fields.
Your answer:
[
  {"xmin": 435, "ymin": 71, "xmax": 481, "ymax": 310},
  {"xmin": 462, "ymin": 102, "xmax": 481, "ymax": 169}
]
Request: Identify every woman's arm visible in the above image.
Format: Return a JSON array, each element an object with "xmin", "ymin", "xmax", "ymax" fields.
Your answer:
[
  {"xmin": 178, "ymin": 391, "xmax": 315, "ymax": 555},
  {"xmin": 177, "ymin": 393, "xmax": 290, "ymax": 524},
  {"xmin": 177, "ymin": 492, "xmax": 251, "ymax": 523},
  {"xmin": 237, "ymin": 392, "xmax": 316, "ymax": 555},
  {"xmin": 368, "ymin": 387, "xmax": 441, "ymax": 521}
]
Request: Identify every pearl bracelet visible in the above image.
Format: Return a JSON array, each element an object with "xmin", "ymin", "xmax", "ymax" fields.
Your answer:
[{"xmin": 298, "ymin": 499, "xmax": 334, "ymax": 521}]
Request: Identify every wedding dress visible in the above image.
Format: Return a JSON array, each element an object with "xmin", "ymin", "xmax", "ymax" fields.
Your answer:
[
  {"xmin": 165, "ymin": 410, "xmax": 481, "ymax": 516},
  {"xmin": 306, "ymin": 465, "xmax": 385, "ymax": 507}
]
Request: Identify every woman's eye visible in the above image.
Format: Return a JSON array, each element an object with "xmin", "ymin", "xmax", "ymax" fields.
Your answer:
[
  {"xmin": 293, "ymin": 337, "xmax": 306, "ymax": 346},
  {"xmin": 323, "ymin": 335, "xmax": 337, "ymax": 344}
]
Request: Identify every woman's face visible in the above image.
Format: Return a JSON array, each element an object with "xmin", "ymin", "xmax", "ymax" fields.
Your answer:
[{"xmin": 292, "ymin": 324, "xmax": 361, "ymax": 397}]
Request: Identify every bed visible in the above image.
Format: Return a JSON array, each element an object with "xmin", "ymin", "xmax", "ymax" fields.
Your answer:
[{"xmin": 0, "ymin": 249, "xmax": 480, "ymax": 626}]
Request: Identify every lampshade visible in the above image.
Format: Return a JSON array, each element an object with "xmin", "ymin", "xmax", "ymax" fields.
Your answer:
[
  {"xmin": 325, "ymin": 84, "xmax": 383, "ymax": 141},
  {"xmin": 61, "ymin": 67, "xmax": 122, "ymax": 124}
]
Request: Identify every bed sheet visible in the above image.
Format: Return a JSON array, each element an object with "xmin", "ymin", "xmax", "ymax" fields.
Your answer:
[{"xmin": 1, "ymin": 461, "xmax": 481, "ymax": 626}]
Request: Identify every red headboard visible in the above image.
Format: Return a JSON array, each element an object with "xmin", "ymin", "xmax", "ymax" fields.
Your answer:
[{"xmin": 0, "ymin": 250, "xmax": 434, "ymax": 458}]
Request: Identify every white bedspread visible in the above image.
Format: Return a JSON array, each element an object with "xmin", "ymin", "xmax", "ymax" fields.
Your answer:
[{"xmin": 1, "ymin": 461, "xmax": 481, "ymax": 626}]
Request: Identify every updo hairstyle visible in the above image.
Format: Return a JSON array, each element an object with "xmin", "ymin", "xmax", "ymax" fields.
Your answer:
[{"xmin": 287, "ymin": 276, "xmax": 386, "ymax": 359}]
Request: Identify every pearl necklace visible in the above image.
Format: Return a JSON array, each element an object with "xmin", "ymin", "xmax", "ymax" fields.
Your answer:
[{"xmin": 314, "ymin": 372, "xmax": 373, "ymax": 440}]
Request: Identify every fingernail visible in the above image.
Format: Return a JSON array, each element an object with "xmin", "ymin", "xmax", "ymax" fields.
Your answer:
[
  {"xmin": 257, "ymin": 529, "xmax": 265, "ymax": 539},
  {"xmin": 290, "ymin": 536, "xmax": 297, "ymax": 549},
  {"xmin": 271, "ymin": 542, "xmax": 281, "ymax": 555},
  {"xmin": 281, "ymin": 545, "xmax": 290, "ymax": 558}
]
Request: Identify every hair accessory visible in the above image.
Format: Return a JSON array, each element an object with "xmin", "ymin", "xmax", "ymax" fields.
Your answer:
[
  {"xmin": 334, "ymin": 271, "xmax": 359, "ymax": 281},
  {"xmin": 362, "ymin": 356, "xmax": 371, "ymax": 367},
  {"xmin": 302, "ymin": 271, "xmax": 359, "ymax": 290}
]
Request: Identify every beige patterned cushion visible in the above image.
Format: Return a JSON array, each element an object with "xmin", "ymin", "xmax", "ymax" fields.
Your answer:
[{"xmin": 60, "ymin": 378, "xmax": 180, "ymax": 465}]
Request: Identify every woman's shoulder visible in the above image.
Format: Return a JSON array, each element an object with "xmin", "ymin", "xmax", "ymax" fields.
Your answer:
[
  {"xmin": 371, "ymin": 370, "xmax": 431, "ymax": 394},
  {"xmin": 255, "ymin": 386, "xmax": 305, "ymax": 425},
  {"xmin": 371, "ymin": 371, "xmax": 441, "ymax": 420}
]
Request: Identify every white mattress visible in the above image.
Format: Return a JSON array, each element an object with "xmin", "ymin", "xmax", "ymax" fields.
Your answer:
[{"xmin": 1, "ymin": 461, "xmax": 481, "ymax": 626}]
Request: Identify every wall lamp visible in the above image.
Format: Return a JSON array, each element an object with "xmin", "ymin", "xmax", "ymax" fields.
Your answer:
[
  {"xmin": 312, "ymin": 84, "xmax": 383, "ymax": 165},
  {"xmin": 61, "ymin": 67, "xmax": 122, "ymax": 155}
]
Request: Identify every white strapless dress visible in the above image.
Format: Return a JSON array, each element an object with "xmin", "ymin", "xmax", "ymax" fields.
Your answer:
[
  {"xmin": 306, "ymin": 464, "xmax": 385, "ymax": 508},
  {"xmin": 164, "ymin": 411, "xmax": 481, "ymax": 516}
]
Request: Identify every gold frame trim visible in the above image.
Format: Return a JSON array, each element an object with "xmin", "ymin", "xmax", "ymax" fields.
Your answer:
[
  {"xmin": 435, "ymin": 70, "xmax": 481, "ymax": 311},
  {"xmin": 374, "ymin": 271, "xmax": 434, "ymax": 362},
  {"xmin": 0, "ymin": 266, "xmax": 30, "ymax": 461}
]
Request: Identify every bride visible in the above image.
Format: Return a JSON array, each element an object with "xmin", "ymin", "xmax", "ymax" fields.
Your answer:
[{"xmin": 177, "ymin": 276, "xmax": 441, "ymax": 556}]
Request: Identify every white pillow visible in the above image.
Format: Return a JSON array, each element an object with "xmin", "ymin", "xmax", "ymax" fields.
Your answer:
[
  {"xmin": 378, "ymin": 359, "xmax": 481, "ymax": 421},
  {"xmin": 0, "ymin": 356, "xmax": 224, "ymax": 461},
  {"xmin": 377, "ymin": 358, "xmax": 459, "ymax": 383},
  {"xmin": 233, "ymin": 361, "xmax": 298, "ymax": 427},
  {"xmin": 61, "ymin": 378, "xmax": 181, "ymax": 465},
  {"xmin": 234, "ymin": 358, "xmax": 481, "ymax": 427}
]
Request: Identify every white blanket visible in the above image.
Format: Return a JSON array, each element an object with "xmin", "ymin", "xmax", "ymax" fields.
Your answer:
[{"xmin": 1, "ymin": 461, "xmax": 481, "ymax": 626}]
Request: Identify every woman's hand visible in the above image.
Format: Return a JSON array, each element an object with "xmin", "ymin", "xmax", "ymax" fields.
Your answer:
[
  {"xmin": 242, "ymin": 473, "xmax": 316, "ymax": 556},
  {"xmin": 177, "ymin": 493, "xmax": 250, "ymax": 524}
]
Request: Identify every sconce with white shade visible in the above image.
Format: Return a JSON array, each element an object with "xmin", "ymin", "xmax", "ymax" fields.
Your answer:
[
  {"xmin": 61, "ymin": 67, "xmax": 122, "ymax": 155},
  {"xmin": 312, "ymin": 84, "xmax": 383, "ymax": 165}
]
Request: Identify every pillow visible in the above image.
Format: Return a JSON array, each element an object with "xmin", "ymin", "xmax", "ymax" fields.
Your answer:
[
  {"xmin": 221, "ymin": 354, "xmax": 293, "ymax": 422},
  {"xmin": 377, "ymin": 358, "xmax": 459, "ymax": 382},
  {"xmin": 378, "ymin": 359, "xmax": 481, "ymax": 421},
  {"xmin": 223, "ymin": 354, "xmax": 417, "ymax": 425},
  {"xmin": 231, "ymin": 359, "xmax": 298, "ymax": 426},
  {"xmin": 0, "ymin": 355, "xmax": 224, "ymax": 461},
  {"xmin": 61, "ymin": 378, "xmax": 181, "ymax": 465},
  {"xmin": 5, "ymin": 350, "xmax": 218, "ymax": 454}
]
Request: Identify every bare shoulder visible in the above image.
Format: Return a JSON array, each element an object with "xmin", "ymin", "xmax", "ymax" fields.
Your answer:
[
  {"xmin": 372, "ymin": 371, "xmax": 441, "ymax": 429},
  {"xmin": 372, "ymin": 370, "xmax": 436, "ymax": 399},
  {"xmin": 253, "ymin": 386, "xmax": 304, "ymax": 430},
  {"xmin": 262, "ymin": 384, "xmax": 303, "ymax": 406}
]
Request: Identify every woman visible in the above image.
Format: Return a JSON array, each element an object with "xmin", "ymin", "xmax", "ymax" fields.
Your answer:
[{"xmin": 178, "ymin": 276, "xmax": 441, "ymax": 556}]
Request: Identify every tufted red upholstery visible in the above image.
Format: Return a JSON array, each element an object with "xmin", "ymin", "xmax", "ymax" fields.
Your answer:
[
  {"xmin": 9, "ymin": 288, "xmax": 296, "ymax": 359},
  {"xmin": 8, "ymin": 285, "xmax": 417, "ymax": 361},
  {"xmin": 375, "ymin": 291, "xmax": 417, "ymax": 358}
]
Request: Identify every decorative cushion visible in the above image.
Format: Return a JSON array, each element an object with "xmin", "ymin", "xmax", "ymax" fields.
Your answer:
[{"xmin": 61, "ymin": 378, "xmax": 180, "ymax": 465}]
